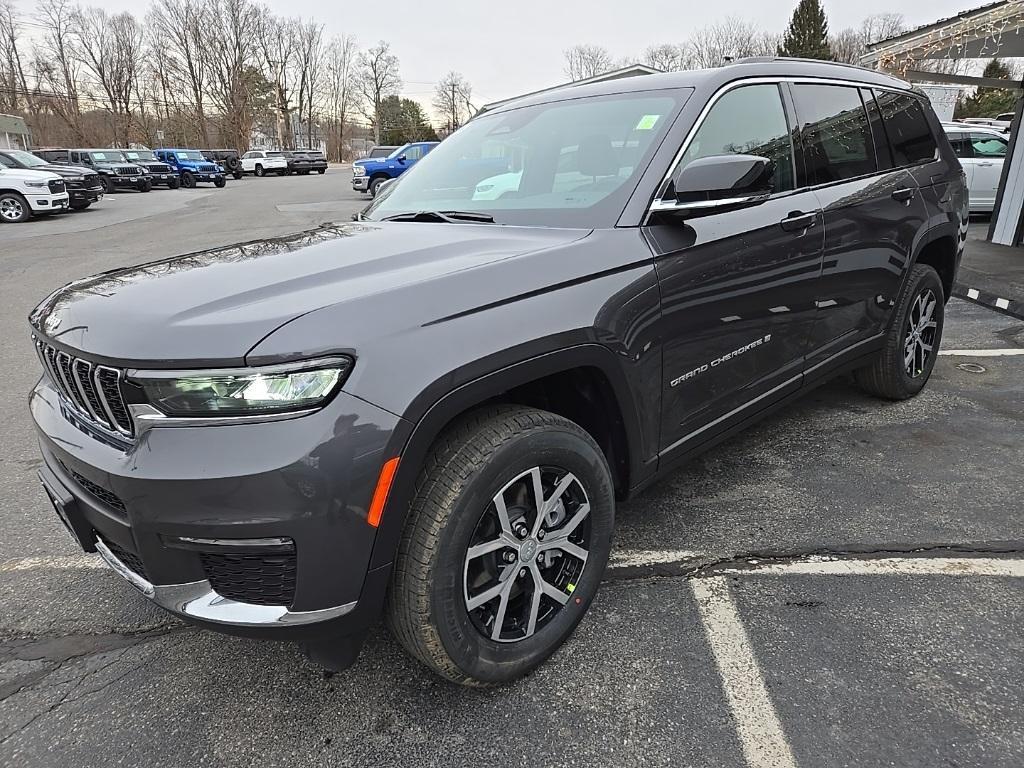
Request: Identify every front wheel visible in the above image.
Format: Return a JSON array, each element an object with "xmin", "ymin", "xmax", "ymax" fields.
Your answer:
[
  {"xmin": 180, "ymin": 171, "xmax": 196, "ymax": 188},
  {"xmin": 368, "ymin": 176, "xmax": 385, "ymax": 197},
  {"xmin": 102, "ymin": 176, "xmax": 115, "ymax": 195},
  {"xmin": 214, "ymin": 176, "xmax": 226, "ymax": 188},
  {"xmin": 168, "ymin": 177, "xmax": 181, "ymax": 190},
  {"xmin": 254, "ymin": 164, "xmax": 265, "ymax": 177},
  {"xmin": 317, "ymin": 168, "xmax": 326, "ymax": 174},
  {"xmin": 0, "ymin": 192, "xmax": 31, "ymax": 223},
  {"xmin": 854, "ymin": 263, "xmax": 945, "ymax": 400},
  {"xmin": 140, "ymin": 179, "xmax": 152, "ymax": 192},
  {"xmin": 386, "ymin": 406, "xmax": 614, "ymax": 685},
  {"xmin": 70, "ymin": 200, "xmax": 91, "ymax": 211}
]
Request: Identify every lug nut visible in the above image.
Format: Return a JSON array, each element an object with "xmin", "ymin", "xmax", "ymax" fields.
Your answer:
[
  {"xmin": 519, "ymin": 568, "xmax": 527, "ymax": 578},
  {"xmin": 503, "ymin": 550, "xmax": 516, "ymax": 563},
  {"xmin": 537, "ymin": 530, "xmax": 545, "ymax": 541},
  {"xmin": 515, "ymin": 524, "xmax": 529, "ymax": 538}
]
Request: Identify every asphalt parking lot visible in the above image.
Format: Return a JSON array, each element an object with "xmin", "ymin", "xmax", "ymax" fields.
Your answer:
[{"xmin": 1, "ymin": 171, "xmax": 1022, "ymax": 767}]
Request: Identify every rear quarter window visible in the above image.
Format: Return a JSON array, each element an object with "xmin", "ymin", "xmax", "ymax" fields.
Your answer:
[{"xmin": 874, "ymin": 91, "xmax": 938, "ymax": 166}]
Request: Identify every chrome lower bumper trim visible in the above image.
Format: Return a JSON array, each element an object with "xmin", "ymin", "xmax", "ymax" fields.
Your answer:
[{"xmin": 94, "ymin": 539, "xmax": 357, "ymax": 627}]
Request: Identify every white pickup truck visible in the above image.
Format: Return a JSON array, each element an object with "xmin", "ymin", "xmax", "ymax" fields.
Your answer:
[{"xmin": 0, "ymin": 167, "xmax": 70, "ymax": 223}]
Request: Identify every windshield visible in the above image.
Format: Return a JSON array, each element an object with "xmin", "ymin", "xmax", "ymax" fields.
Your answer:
[
  {"xmin": 387, "ymin": 145, "xmax": 412, "ymax": 159},
  {"xmin": 175, "ymin": 151, "xmax": 205, "ymax": 161},
  {"xmin": 89, "ymin": 151, "xmax": 124, "ymax": 162},
  {"xmin": 268, "ymin": 151, "xmax": 285, "ymax": 157},
  {"xmin": 124, "ymin": 150, "xmax": 157, "ymax": 162},
  {"xmin": 364, "ymin": 91, "xmax": 685, "ymax": 227},
  {"xmin": 7, "ymin": 150, "xmax": 47, "ymax": 167}
]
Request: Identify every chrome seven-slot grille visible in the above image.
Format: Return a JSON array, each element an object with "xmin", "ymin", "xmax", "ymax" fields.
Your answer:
[{"xmin": 35, "ymin": 338, "xmax": 135, "ymax": 438}]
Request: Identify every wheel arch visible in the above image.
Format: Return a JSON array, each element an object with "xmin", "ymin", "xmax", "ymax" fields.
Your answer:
[
  {"xmin": 368, "ymin": 344, "xmax": 645, "ymax": 570},
  {"xmin": 910, "ymin": 224, "xmax": 959, "ymax": 302}
]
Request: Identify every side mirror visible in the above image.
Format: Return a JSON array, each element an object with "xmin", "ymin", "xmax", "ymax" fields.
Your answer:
[
  {"xmin": 662, "ymin": 154, "xmax": 773, "ymax": 212},
  {"xmin": 397, "ymin": 155, "xmax": 407, "ymax": 164}
]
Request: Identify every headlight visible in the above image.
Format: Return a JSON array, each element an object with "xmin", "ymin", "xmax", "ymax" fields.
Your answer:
[
  {"xmin": 353, "ymin": 166, "xmax": 366, "ymax": 176},
  {"xmin": 24, "ymin": 180, "xmax": 48, "ymax": 188},
  {"xmin": 130, "ymin": 357, "xmax": 351, "ymax": 417}
]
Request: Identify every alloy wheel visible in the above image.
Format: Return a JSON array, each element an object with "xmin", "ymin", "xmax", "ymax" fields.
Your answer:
[
  {"xmin": 463, "ymin": 466, "xmax": 591, "ymax": 643},
  {"xmin": 0, "ymin": 197, "xmax": 24, "ymax": 221},
  {"xmin": 904, "ymin": 288, "xmax": 938, "ymax": 378}
]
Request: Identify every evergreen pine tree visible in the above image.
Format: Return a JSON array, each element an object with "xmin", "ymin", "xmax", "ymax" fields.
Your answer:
[{"xmin": 778, "ymin": 0, "xmax": 834, "ymax": 61}]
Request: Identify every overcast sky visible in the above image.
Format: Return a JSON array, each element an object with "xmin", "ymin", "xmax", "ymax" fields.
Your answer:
[{"xmin": 14, "ymin": 0, "xmax": 979, "ymax": 107}]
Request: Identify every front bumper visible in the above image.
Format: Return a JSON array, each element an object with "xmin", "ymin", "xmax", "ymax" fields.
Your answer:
[
  {"xmin": 351, "ymin": 175, "xmax": 370, "ymax": 191},
  {"xmin": 68, "ymin": 186, "xmax": 104, "ymax": 204},
  {"xmin": 26, "ymin": 192, "xmax": 70, "ymax": 212},
  {"xmin": 149, "ymin": 172, "xmax": 180, "ymax": 186},
  {"xmin": 30, "ymin": 376, "xmax": 404, "ymax": 640},
  {"xmin": 109, "ymin": 175, "xmax": 148, "ymax": 188}
]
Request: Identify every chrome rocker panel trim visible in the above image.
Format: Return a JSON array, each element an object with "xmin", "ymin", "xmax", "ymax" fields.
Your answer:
[{"xmin": 94, "ymin": 538, "xmax": 357, "ymax": 627}]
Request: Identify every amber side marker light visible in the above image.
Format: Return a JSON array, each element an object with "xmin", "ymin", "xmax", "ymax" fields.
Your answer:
[{"xmin": 367, "ymin": 457, "xmax": 400, "ymax": 528}]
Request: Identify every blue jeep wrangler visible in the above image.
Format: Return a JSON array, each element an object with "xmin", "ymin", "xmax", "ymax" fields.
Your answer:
[
  {"xmin": 351, "ymin": 141, "xmax": 438, "ymax": 197},
  {"xmin": 154, "ymin": 149, "xmax": 227, "ymax": 188}
]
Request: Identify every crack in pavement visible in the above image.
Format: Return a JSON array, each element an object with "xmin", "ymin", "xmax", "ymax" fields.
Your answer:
[
  {"xmin": 604, "ymin": 541, "xmax": 1024, "ymax": 581},
  {"xmin": 0, "ymin": 624, "xmax": 189, "ymax": 702}
]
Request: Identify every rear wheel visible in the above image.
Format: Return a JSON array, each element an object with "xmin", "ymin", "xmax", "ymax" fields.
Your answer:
[
  {"xmin": 386, "ymin": 406, "xmax": 614, "ymax": 685},
  {"xmin": 854, "ymin": 263, "xmax": 945, "ymax": 400},
  {"xmin": 180, "ymin": 171, "xmax": 196, "ymax": 188},
  {"xmin": 0, "ymin": 192, "xmax": 30, "ymax": 223}
]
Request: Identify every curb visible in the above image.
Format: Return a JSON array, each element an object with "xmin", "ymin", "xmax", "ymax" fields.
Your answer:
[{"xmin": 952, "ymin": 283, "xmax": 1024, "ymax": 321}]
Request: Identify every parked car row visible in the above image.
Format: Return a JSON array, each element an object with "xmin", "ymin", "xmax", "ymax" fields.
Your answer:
[{"xmin": 0, "ymin": 146, "xmax": 328, "ymax": 223}]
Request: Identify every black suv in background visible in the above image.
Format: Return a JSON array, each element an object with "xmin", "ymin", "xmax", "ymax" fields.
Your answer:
[
  {"xmin": 279, "ymin": 150, "xmax": 313, "ymax": 175},
  {"xmin": 202, "ymin": 149, "xmax": 245, "ymax": 180},
  {"xmin": 120, "ymin": 149, "xmax": 180, "ymax": 189},
  {"xmin": 295, "ymin": 149, "xmax": 328, "ymax": 174},
  {"xmin": 1, "ymin": 149, "xmax": 104, "ymax": 210},
  {"xmin": 28, "ymin": 60, "xmax": 966, "ymax": 686},
  {"xmin": 35, "ymin": 148, "xmax": 151, "ymax": 194}
]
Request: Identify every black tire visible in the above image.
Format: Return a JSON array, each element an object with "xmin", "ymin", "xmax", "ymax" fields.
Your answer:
[
  {"xmin": 369, "ymin": 176, "xmax": 386, "ymax": 197},
  {"xmin": 70, "ymin": 200, "xmax": 91, "ymax": 211},
  {"xmin": 214, "ymin": 176, "xmax": 226, "ymax": 188},
  {"xmin": 254, "ymin": 164, "xmax": 265, "ymax": 177},
  {"xmin": 102, "ymin": 175, "xmax": 115, "ymax": 195},
  {"xmin": 224, "ymin": 155, "xmax": 242, "ymax": 173},
  {"xmin": 140, "ymin": 179, "xmax": 152, "ymax": 192},
  {"xmin": 386, "ymin": 405, "xmax": 614, "ymax": 685},
  {"xmin": 180, "ymin": 171, "xmax": 196, "ymax": 189},
  {"xmin": 168, "ymin": 177, "xmax": 181, "ymax": 190},
  {"xmin": 232, "ymin": 171, "xmax": 244, "ymax": 180},
  {"xmin": 0, "ymin": 191, "xmax": 31, "ymax": 223},
  {"xmin": 317, "ymin": 168, "xmax": 326, "ymax": 174},
  {"xmin": 854, "ymin": 263, "xmax": 945, "ymax": 400}
]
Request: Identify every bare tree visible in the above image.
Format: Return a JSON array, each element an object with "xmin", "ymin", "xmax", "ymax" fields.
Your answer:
[
  {"xmin": 203, "ymin": 0, "xmax": 263, "ymax": 149},
  {"xmin": 355, "ymin": 41, "xmax": 400, "ymax": 145},
  {"xmin": 0, "ymin": 0, "xmax": 29, "ymax": 114},
  {"xmin": 322, "ymin": 35, "xmax": 356, "ymax": 161},
  {"xmin": 642, "ymin": 43, "xmax": 691, "ymax": 72},
  {"xmin": 829, "ymin": 28, "xmax": 864, "ymax": 65},
  {"xmin": 294, "ymin": 19, "xmax": 324, "ymax": 148},
  {"xmin": 148, "ymin": 0, "xmax": 211, "ymax": 145},
  {"xmin": 257, "ymin": 12, "xmax": 299, "ymax": 148},
  {"xmin": 432, "ymin": 70, "xmax": 473, "ymax": 134},
  {"xmin": 689, "ymin": 18, "xmax": 779, "ymax": 68},
  {"xmin": 860, "ymin": 13, "xmax": 906, "ymax": 45},
  {"xmin": 32, "ymin": 0, "xmax": 85, "ymax": 142},
  {"xmin": 563, "ymin": 44, "xmax": 613, "ymax": 81}
]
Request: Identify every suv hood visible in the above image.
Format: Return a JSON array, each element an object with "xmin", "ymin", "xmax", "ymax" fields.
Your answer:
[
  {"xmin": 32, "ymin": 164, "xmax": 93, "ymax": 179},
  {"xmin": 29, "ymin": 222, "xmax": 587, "ymax": 367}
]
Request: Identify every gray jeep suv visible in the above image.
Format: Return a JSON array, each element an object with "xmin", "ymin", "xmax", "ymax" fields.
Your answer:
[{"xmin": 29, "ymin": 58, "xmax": 966, "ymax": 685}]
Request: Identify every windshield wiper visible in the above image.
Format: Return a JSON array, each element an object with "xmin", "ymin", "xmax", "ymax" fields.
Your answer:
[{"xmin": 380, "ymin": 210, "xmax": 496, "ymax": 224}]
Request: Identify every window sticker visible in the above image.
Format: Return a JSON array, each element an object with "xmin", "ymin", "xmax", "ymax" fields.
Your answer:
[{"xmin": 635, "ymin": 114, "xmax": 661, "ymax": 130}]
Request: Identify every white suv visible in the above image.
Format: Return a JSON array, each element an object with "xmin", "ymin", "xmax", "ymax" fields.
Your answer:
[
  {"xmin": 240, "ymin": 150, "xmax": 289, "ymax": 177},
  {"xmin": 0, "ymin": 167, "xmax": 70, "ymax": 223},
  {"xmin": 943, "ymin": 123, "xmax": 1008, "ymax": 213}
]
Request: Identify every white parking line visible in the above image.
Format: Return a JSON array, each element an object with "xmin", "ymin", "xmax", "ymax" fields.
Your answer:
[
  {"xmin": 609, "ymin": 549, "xmax": 702, "ymax": 568},
  {"xmin": 0, "ymin": 554, "xmax": 100, "ymax": 573},
  {"xmin": 724, "ymin": 556, "xmax": 1024, "ymax": 578},
  {"xmin": 939, "ymin": 348, "xmax": 1024, "ymax": 357},
  {"xmin": 692, "ymin": 577, "xmax": 798, "ymax": 768}
]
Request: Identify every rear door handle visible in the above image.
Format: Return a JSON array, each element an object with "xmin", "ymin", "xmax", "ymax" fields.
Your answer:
[
  {"xmin": 892, "ymin": 187, "xmax": 916, "ymax": 203},
  {"xmin": 978, "ymin": 161, "xmax": 995, "ymax": 167},
  {"xmin": 779, "ymin": 212, "xmax": 817, "ymax": 232}
]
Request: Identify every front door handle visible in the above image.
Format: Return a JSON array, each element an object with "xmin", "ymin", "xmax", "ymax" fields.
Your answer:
[
  {"xmin": 779, "ymin": 211, "xmax": 817, "ymax": 232},
  {"xmin": 892, "ymin": 187, "xmax": 916, "ymax": 203}
]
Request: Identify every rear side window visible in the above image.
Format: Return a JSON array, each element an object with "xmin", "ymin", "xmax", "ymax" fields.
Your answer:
[
  {"xmin": 874, "ymin": 91, "xmax": 938, "ymax": 165},
  {"xmin": 861, "ymin": 89, "xmax": 894, "ymax": 171},
  {"xmin": 971, "ymin": 133, "xmax": 1008, "ymax": 157},
  {"xmin": 946, "ymin": 133, "xmax": 973, "ymax": 158},
  {"xmin": 792, "ymin": 84, "xmax": 876, "ymax": 185},
  {"xmin": 679, "ymin": 83, "xmax": 795, "ymax": 194}
]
